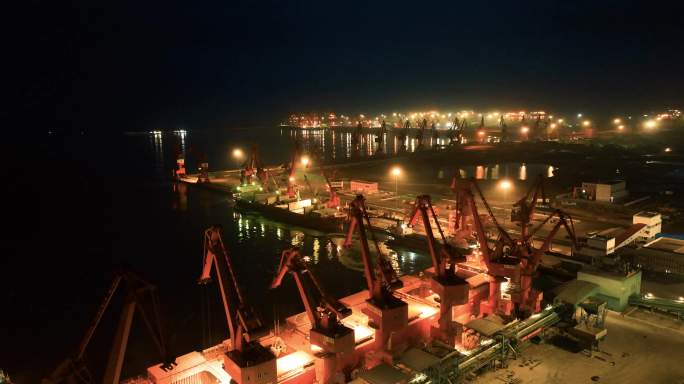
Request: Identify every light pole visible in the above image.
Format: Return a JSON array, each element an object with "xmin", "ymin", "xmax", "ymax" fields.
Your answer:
[
  {"xmin": 391, "ymin": 166, "xmax": 401, "ymax": 210},
  {"xmin": 232, "ymin": 148, "xmax": 243, "ymax": 169}
]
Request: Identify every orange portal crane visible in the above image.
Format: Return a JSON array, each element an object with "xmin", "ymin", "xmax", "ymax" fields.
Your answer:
[
  {"xmin": 241, "ymin": 145, "xmax": 270, "ymax": 190},
  {"xmin": 407, "ymin": 195, "xmax": 469, "ymax": 341},
  {"xmin": 511, "ymin": 174, "xmax": 546, "ymax": 239},
  {"xmin": 467, "ymin": 178, "xmax": 578, "ymax": 317},
  {"xmin": 515, "ymin": 209, "xmax": 577, "ymax": 315},
  {"xmin": 42, "ymin": 272, "xmax": 175, "ymax": 384},
  {"xmin": 344, "ymin": 195, "xmax": 407, "ymax": 350},
  {"xmin": 199, "ymin": 226, "xmax": 276, "ymax": 384},
  {"xmin": 286, "ymin": 141, "xmax": 308, "ymax": 198},
  {"xmin": 271, "ymin": 248, "xmax": 354, "ymax": 353},
  {"xmin": 323, "ymin": 172, "xmax": 340, "ymax": 209}
]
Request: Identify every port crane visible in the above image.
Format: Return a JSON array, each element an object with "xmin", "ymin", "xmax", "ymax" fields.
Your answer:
[
  {"xmin": 510, "ymin": 174, "xmax": 546, "ymax": 240},
  {"xmin": 271, "ymin": 248, "xmax": 354, "ymax": 355},
  {"xmin": 416, "ymin": 118, "xmax": 427, "ymax": 149},
  {"xmin": 240, "ymin": 145, "xmax": 270, "ymax": 190},
  {"xmin": 407, "ymin": 195, "xmax": 469, "ymax": 340},
  {"xmin": 376, "ymin": 120, "xmax": 387, "ymax": 144},
  {"xmin": 42, "ymin": 272, "xmax": 175, "ymax": 384},
  {"xmin": 399, "ymin": 120, "xmax": 410, "ymax": 152},
  {"xmin": 463, "ymin": 177, "xmax": 578, "ymax": 317},
  {"xmin": 477, "ymin": 116, "xmax": 486, "ymax": 143},
  {"xmin": 199, "ymin": 226, "xmax": 276, "ymax": 384},
  {"xmin": 352, "ymin": 122, "xmax": 363, "ymax": 145},
  {"xmin": 499, "ymin": 115, "xmax": 508, "ymax": 143},
  {"xmin": 323, "ymin": 172, "xmax": 341, "ymax": 209},
  {"xmin": 344, "ymin": 195, "xmax": 407, "ymax": 350},
  {"xmin": 448, "ymin": 117, "xmax": 463, "ymax": 145},
  {"xmin": 286, "ymin": 141, "xmax": 309, "ymax": 198}
]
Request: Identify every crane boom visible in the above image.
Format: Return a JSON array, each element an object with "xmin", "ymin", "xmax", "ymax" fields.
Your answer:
[
  {"xmin": 407, "ymin": 195, "xmax": 465, "ymax": 277},
  {"xmin": 344, "ymin": 195, "xmax": 402, "ymax": 302},
  {"xmin": 271, "ymin": 248, "xmax": 351, "ymax": 331},
  {"xmin": 199, "ymin": 226, "xmax": 268, "ymax": 351},
  {"xmin": 43, "ymin": 272, "xmax": 175, "ymax": 384}
]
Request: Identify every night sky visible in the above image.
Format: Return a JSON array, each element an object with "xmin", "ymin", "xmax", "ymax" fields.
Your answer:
[{"xmin": 14, "ymin": 0, "xmax": 684, "ymax": 133}]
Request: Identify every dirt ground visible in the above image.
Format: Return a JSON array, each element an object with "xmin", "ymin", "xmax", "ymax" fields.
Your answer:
[{"xmin": 473, "ymin": 312, "xmax": 684, "ymax": 384}]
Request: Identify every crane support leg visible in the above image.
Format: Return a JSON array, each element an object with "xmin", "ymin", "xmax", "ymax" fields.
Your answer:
[{"xmin": 103, "ymin": 299, "xmax": 136, "ymax": 384}]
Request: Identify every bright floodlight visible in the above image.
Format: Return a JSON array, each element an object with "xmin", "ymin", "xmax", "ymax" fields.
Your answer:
[
  {"xmin": 391, "ymin": 166, "xmax": 402, "ymax": 177},
  {"xmin": 499, "ymin": 179, "xmax": 512, "ymax": 190},
  {"xmin": 300, "ymin": 156, "xmax": 310, "ymax": 166},
  {"xmin": 232, "ymin": 148, "xmax": 243, "ymax": 158},
  {"xmin": 582, "ymin": 120, "xmax": 591, "ymax": 127}
]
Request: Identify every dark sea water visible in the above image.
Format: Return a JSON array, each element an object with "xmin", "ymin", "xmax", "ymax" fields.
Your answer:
[{"xmin": 3, "ymin": 128, "xmax": 434, "ymax": 382}]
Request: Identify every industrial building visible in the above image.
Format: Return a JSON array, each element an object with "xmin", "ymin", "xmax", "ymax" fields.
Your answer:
[
  {"xmin": 633, "ymin": 211, "xmax": 662, "ymax": 242},
  {"xmin": 631, "ymin": 236, "xmax": 684, "ymax": 276},
  {"xmin": 575, "ymin": 270, "xmax": 642, "ymax": 311},
  {"xmin": 573, "ymin": 180, "xmax": 629, "ymax": 203}
]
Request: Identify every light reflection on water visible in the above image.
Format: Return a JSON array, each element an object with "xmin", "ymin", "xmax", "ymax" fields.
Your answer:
[
  {"xmin": 459, "ymin": 163, "xmax": 554, "ymax": 180},
  {"xmin": 232, "ymin": 211, "xmax": 432, "ymax": 276}
]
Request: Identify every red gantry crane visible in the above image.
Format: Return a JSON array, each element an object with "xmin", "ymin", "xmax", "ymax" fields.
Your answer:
[
  {"xmin": 323, "ymin": 172, "xmax": 341, "ymax": 209},
  {"xmin": 407, "ymin": 195, "xmax": 469, "ymax": 343},
  {"xmin": 344, "ymin": 195, "xmax": 407, "ymax": 350},
  {"xmin": 199, "ymin": 225, "xmax": 276, "ymax": 384},
  {"xmin": 465, "ymin": 177, "xmax": 578, "ymax": 317},
  {"xmin": 42, "ymin": 272, "xmax": 175, "ymax": 384},
  {"xmin": 271, "ymin": 248, "xmax": 355, "ymax": 383}
]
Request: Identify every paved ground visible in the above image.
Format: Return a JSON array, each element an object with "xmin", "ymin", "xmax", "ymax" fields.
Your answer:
[{"xmin": 473, "ymin": 312, "xmax": 684, "ymax": 384}]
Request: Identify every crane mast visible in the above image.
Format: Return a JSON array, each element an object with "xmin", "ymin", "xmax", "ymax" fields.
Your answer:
[{"xmin": 199, "ymin": 225, "xmax": 276, "ymax": 384}]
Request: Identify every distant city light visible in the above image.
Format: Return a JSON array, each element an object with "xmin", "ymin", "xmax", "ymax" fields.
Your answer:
[
  {"xmin": 499, "ymin": 179, "xmax": 512, "ymax": 190},
  {"xmin": 582, "ymin": 120, "xmax": 591, "ymax": 127},
  {"xmin": 300, "ymin": 156, "xmax": 310, "ymax": 166},
  {"xmin": 557, "ymin": 119, "xmax": 564, "ymax": 124},
  {"xmin": 618, "ymin": 125, "xmax": 625, "ymax": 131},
  {"xmin": 613, "ymin": 118, "xmax": 622, "ymax": 124},
  {"xmin": 232, "ymin": 148, "xmax": 243, "ymax": 159},
  {"xmin": 521, "ymin": 126, "xmax": 529, "ymax": 134},
  {"xmin": 644, "ymin": 120, "xmax": 657, "ymax": 129},
  {"xmin": 577, "ymin": 113, "xmax": 583, "ymax": 118},
  {"xmin": 550, "ymin": 123, "xmax": 557, "ymax": 129},
  {"xmin": 664, "ymin": 147, "xmax": 672, "ymax": 153}
]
